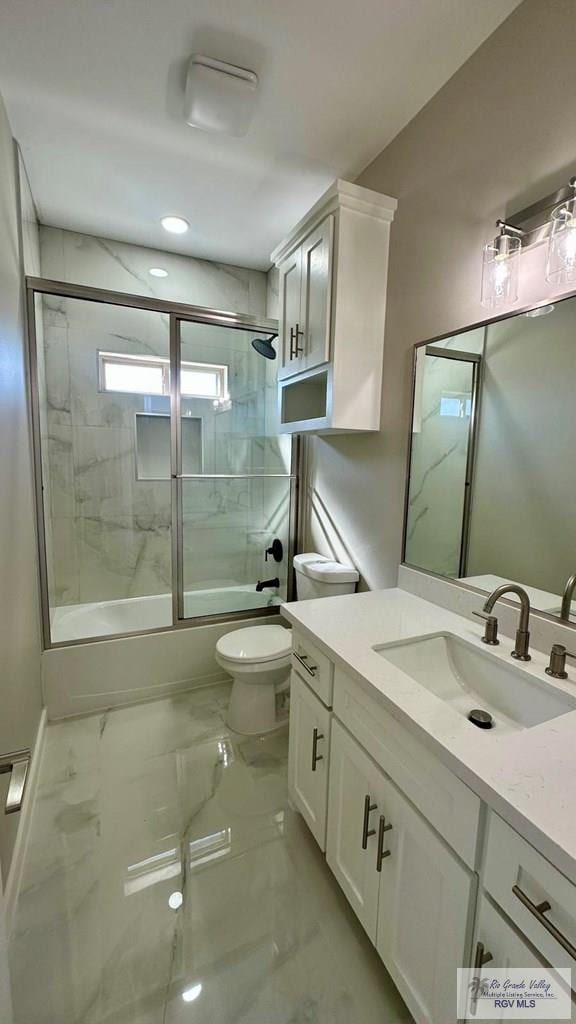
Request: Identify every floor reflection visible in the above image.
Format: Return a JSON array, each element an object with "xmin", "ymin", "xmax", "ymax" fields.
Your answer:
[{"xmin": 9, "ymin": 682, "xmax": 411, "ymax": 1024}]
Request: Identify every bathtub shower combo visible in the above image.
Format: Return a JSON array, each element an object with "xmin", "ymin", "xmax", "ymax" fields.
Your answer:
[{"xmin": 27, "ymin": 279, "xmax": 295, "ymax": 645}]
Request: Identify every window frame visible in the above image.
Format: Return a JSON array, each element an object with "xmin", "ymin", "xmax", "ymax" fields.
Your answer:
[{"xmin": 97, "ymin": 350, "xmax": 228, "ymax": 401}]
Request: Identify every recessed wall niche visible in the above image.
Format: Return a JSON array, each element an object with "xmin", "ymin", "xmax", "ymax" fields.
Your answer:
[{"xmin": 135, "ymin": 413, "xmax": 203, "ymax": 480}]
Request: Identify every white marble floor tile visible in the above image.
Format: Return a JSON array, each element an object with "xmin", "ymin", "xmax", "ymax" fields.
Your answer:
[{"xmin": 9, "ymin": 684, "xmax": 412, "ymax": 1024}]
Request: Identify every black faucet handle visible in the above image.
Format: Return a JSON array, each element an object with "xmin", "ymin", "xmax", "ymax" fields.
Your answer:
[{"xmin": 265, "ymin": 539, "xmax": 284, "ymax": 563}]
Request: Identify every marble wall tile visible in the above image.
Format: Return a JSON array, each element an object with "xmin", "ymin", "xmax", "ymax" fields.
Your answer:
[
  {"xmin": 40, "ymin": 227, "xmax": 268, "ymax": 316},
  {"xmin": 76, "ymin": 515, "xmax": 172, "ymax": 602},
  {"xmin": 37, "ymin": 228, "xmax": 287, "ymax": 610}
]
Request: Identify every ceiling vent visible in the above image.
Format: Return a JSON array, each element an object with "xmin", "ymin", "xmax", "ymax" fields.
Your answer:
[{"xmin": 184, "ymin": 54, "xmax": 259, "ymax": 137}]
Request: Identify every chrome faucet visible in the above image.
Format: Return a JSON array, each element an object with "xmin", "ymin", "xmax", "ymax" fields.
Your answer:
[
  {"xmin": 560, "ymin": 573, "xmax": 576, "ymax": 622},
  {"xmin": 482, "ymin": 584, "xmax": 531, "ymax": 661}
]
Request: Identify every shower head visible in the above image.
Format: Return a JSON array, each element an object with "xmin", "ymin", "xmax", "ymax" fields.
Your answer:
[{"xmin": 251, "ymin": 334, "xmax": 277, "ymax": 360}]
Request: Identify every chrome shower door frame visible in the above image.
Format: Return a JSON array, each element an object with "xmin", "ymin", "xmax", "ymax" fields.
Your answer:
[{"xmin": 26, "ymin": 277, "xmax": 297, "ymax": 648}]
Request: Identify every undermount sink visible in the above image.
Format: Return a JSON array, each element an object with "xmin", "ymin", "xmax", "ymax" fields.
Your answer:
[{"xmin": 373, "ymin": 632, "xmax": 576, "ymax": 734}]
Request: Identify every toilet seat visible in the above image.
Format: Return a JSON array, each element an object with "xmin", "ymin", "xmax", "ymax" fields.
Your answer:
[{"xmin": 216, "ymin": 625, "xmax": 291, "ymax": 665}]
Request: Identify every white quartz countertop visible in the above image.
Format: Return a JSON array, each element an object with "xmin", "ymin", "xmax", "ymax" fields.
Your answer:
[{"xmin": 281, "ymin": 588, "xmax": 576, "ymax": 883}]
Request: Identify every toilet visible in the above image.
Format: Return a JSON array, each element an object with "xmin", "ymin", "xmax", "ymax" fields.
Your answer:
[{"xmin": 216, "ymin": 553, "xmax": 359, "ymax": 735}]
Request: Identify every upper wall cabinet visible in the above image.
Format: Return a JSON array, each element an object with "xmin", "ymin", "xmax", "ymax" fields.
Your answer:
[{"xmin": 271, "ymin": 179, "xmax": 397, "ymax": 434}]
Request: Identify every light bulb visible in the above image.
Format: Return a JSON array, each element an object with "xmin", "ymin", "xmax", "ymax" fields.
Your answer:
[{"xmin": 481, "ymin": 232, "xmax": 520, "ymax": 309}]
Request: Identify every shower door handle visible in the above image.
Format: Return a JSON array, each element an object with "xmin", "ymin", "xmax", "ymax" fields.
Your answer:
[{"xmin": 0, "ymin": 749, "xmax": 30, "ymax": 814}]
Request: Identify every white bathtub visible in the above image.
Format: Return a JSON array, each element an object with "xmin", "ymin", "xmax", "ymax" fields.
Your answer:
[{"xmin": 50, "ymin": 585, "xmax": 282, "ymax": 643}]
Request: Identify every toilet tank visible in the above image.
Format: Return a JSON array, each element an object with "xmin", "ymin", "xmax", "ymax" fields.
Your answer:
[{"xmin": 293, "ymin": 553, "xmax": 359, "ymax": 600}]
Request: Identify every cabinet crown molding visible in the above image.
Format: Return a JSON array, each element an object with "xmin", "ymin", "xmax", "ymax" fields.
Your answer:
[{"xmin": 270, "ymin": 178, "xmax": 397, "ymax": 266}]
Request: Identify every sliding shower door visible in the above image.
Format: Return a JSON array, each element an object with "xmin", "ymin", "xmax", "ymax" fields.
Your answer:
[
  {"xmin": 28, "ymin": 279, "xmax": 293, "ymax": 644},
  {"xmin": 173, "ymin": 318, "xmax": 294, "ymax": 621}
]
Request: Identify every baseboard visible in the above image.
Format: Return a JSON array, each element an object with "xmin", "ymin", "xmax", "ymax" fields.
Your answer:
[{"xmin": 4, "ymin": 708, "xmax": 47, "ymax": 933}]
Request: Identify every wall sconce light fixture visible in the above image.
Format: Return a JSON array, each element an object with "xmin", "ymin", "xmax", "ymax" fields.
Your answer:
[
  {"xmin": 481, "ymin": 175, "xmax": 576, "ymax": 307},
  {"xmin": 481, "ymin": 221, "xmax": 522, "ymax": 309},
  {"xmin": 546, "ymin": 177, "xmax": 576, "ymax": 284}
]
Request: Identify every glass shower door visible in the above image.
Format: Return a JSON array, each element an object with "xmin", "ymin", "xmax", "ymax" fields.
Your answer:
[{"xmin": 174, "ymin": 318, "xmax": 293, "ymax": 621}]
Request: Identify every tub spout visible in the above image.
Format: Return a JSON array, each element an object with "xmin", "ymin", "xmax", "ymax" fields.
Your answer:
[{"xmin": 256, "ymin": 577, "xmax": 280, "ymax": 592}]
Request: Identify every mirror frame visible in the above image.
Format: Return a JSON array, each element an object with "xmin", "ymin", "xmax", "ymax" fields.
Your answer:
[{"xmin": 401, "ymin": 286, "xmax": 576, "ymax": 631}]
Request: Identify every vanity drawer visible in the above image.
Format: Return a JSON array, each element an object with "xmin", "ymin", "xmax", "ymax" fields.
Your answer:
[
  {"xmin": 333, "ymin": 666, "xmax": 481, "ymax": 867},
  {"xmin": 483, "ymin": 812, "xmax": 576, "ymax": 971},
  {"xmin": 291, "ymin": 630, "xmax": 333, "ymax": 708}
]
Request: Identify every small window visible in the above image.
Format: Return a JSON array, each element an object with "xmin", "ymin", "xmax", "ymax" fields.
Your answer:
[{"xmin": 98, "ymin": 352, "xmax": 228, "ymax": 400}]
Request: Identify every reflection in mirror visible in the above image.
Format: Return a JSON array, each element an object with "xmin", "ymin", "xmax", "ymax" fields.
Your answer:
[{"xmin": 403, "ymin": 299, "xmax": 576, "ymax": 623}]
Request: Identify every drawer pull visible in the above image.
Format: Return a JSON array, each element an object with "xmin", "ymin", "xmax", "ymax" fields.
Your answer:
[
  {"xmin": 293, "ymin": 651, "xmax": 318, "ymax": 677},
  {"xmin": 376, "ymin": 814, "xmax": 392, "ymax": 872},
  {"xmin": 361, "ymin": 794, "xmax": 377, "ymax": 850},
  {"xmin": 311, "ymin": 728, "xmax": 324, "ymax": 772},
  {"xmin": 512, "ymin": 884, "xmax": 576, "ymax": 960},
  {"xmin": 470, "ymin": 942, "xmax": 493, "ymax": 1016}
]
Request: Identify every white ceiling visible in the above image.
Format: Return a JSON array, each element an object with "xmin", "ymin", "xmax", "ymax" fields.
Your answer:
[{"xmin": 0, "ymin": 0, "xmax": 521, "ymax": 270}]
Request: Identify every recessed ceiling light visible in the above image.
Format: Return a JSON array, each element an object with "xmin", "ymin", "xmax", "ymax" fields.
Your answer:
[
  {"xmin": 182, "ymin": 983, "xmax": 202, "ymax": 1003},
  {"xmin": 161, "ymin": 216, "xmax": 189, "ymax": 235},
  {"xmin": 168, "ymin": 891, "xmax": 183, "ymax": 910},
  {"xmin": 149, "ymin": 267, "xmax": 168, "ymax": 278}
]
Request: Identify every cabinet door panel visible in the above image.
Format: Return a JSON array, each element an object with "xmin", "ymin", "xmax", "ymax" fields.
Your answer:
[
  {"xmin": 278, "ymin": 248, "xmax": 303, "ymax": 380},
  {"xmin": 376, "ymin": 782, "xmax": 474, "ymax": 1024},
  {"xmin": 326, "ymin": 720, "xmax": 383, "ymax": 941},
  {"xmin": 301, "ymin": 215, "xmax": 333, "ymax": 372},
  {"xmin": 288, "ymin": 673, "xmax": 331, "ymax": 849},
  {"xmin": 466, "ymin": 895, "xmax": 575, "ymax": 1022}
]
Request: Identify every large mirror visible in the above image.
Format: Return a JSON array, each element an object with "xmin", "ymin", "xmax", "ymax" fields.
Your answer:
[{"xmin": 403, "ymin": 294, "xmax": 576, "ymax": 624}]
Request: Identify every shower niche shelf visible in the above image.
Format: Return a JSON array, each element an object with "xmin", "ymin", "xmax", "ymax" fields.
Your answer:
[
  {"xmin": 135, "ymin": 413, "xmax": 202, "ymax": 480},
  {"xmin": 272, "ymin": 179, "xmax": 397, "ymax": 435}
]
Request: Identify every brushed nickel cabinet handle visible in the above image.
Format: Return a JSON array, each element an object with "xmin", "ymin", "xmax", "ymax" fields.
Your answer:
[
  {"xmin": 289, "ymin": 323, "xmax": 304, "ymax": 359},
  {"xmin": 376, "ymin": 814, "xmax": 392, "ymax": 871},
  {"xmin": 311, "ymin": 728, "xmax": 324, "ymax": 772},
  {"xmin": 469, "ymin": 941, "xmax": 494, "ymax": 1016},
  {"xmin": 293, "ymin": 651, "xmax": 317, "ymax": 677},
  {"xmin": 362, "ymin": 794, "xmax": 377, "ymax": 850},
  {"xmin": 512, "ymin": 884, "xmax": 576, "ymax": 959}
]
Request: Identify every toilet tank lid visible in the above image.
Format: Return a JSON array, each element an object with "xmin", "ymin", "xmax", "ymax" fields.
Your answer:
[
  {"xmin": 216, "ymin": 624, "xmax": 292, "ymax": 663},
  {"xmin": 293, "ymin": 552, "xmax": 359, "ymax": 584}
]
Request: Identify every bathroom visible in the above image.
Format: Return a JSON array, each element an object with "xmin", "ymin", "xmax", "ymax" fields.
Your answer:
[{"xmin": 1, "ymin": 1, "xmax": 576, "ymax": 1021}]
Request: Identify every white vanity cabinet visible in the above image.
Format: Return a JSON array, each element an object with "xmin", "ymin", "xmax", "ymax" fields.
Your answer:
[
  {"xmin": 288, "ymin": 672, "xmax": 331, "ymax": 850},
  {"xmin": 327, "ymin": 715, "xmax": 474, "ymax": 1024},
  {"xmin": 326, "ymin": 719, "xmax": 384, "ymax": 941},
  {"xmin": 271, "ymin": 179, "xmax": 397, "ymax": 434},
  {"xmin": 375, "ymin": 776, "xmax": 474, "ymax": 1024}
]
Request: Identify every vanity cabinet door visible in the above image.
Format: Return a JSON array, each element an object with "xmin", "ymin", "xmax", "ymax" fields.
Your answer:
[
  {"xmin": 376, "ymin": 780, "xmax": 474, "ymax": 1024},
  {"xmin": 300, "ymin": 214, "xmax": 333, "ymax": 373},
  {"xmin": 465, "ymin": 895, "xmax": 551, "ymax": 1022},
  {"xmin": 278, "ymin": 246, "xmax": 304, "ymax": 380},
  {"xmin": 326, "ymin": 719, "xmax": 384, "ymax": 942},
  {"xmin": 288, "ymin": 672, "xmax": 331, "ymax": 850}
]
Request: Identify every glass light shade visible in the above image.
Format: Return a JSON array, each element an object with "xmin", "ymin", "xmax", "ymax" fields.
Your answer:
[
  {"xmin": 481, "ymin": 233, "xmax": 521, "ymax": 309},
  {"xmin": 546, "ymin": 197, "xmax": 576, "ymax": 284}
]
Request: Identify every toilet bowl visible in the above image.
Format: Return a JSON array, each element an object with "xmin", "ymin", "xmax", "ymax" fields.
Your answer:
[
  {"xmin": 216, "ymin": 625, "xmax": 292, "ymax": 735},
  {"xmin": 218, "ymin": 554, "xmax": 359, "ymax": 735}
]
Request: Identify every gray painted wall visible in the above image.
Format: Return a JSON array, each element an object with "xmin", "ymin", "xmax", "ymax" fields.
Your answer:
[
  {"xmin": 304, "ymin": 0, "xmax": 576, "ymax": 589},
  {"xmin": 0, "ymin": 96, "xmax": 43, "ymax": 879}
]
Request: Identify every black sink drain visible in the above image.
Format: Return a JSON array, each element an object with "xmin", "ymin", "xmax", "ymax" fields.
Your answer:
[{"xmin": 468, "ymin": 708, "xmax": 494, "ymax": 729}]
